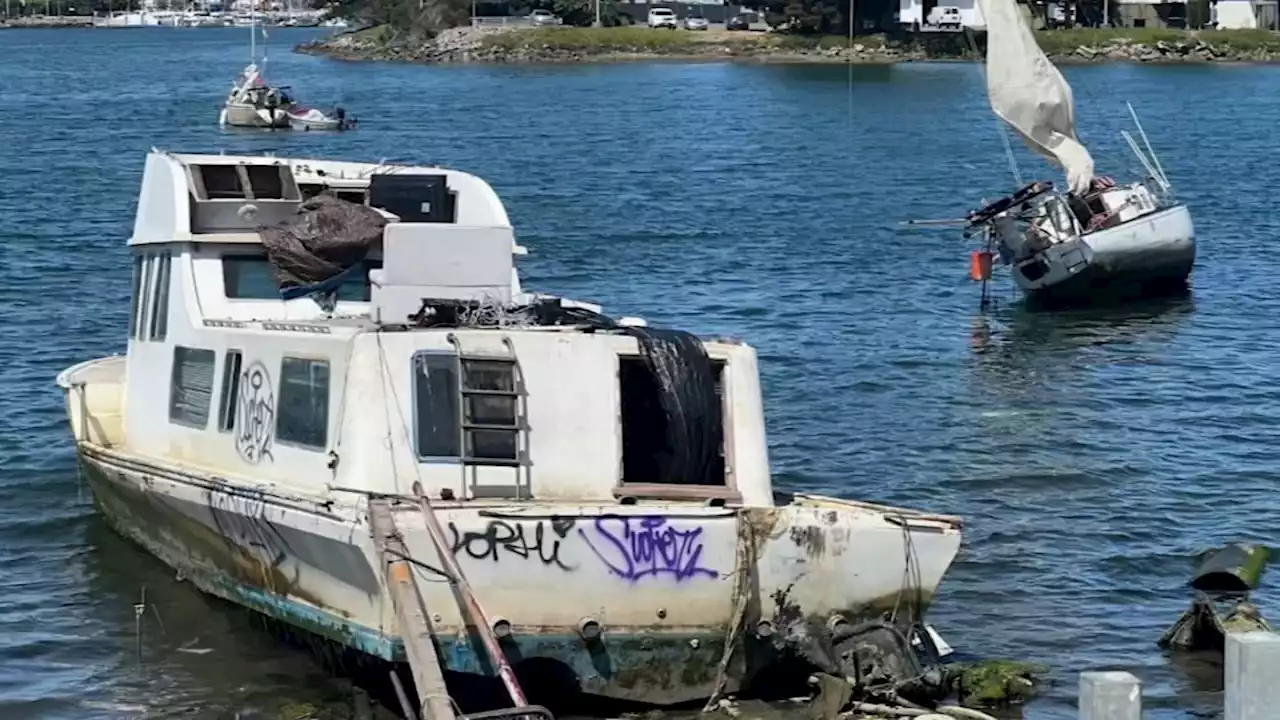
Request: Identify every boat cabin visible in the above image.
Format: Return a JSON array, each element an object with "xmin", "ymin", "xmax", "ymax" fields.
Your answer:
[{"xmin": 115, "ymin": 151, "xmax": 771, "ymax": 507}]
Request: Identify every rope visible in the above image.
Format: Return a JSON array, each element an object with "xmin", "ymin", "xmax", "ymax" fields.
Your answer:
[{"xmin": 701, "ymin": 514, "xmax": 756, "ymax": 712}]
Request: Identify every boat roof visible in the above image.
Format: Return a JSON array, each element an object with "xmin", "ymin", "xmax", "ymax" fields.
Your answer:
[{"xmin": 130, "ymin": 150, "xmax": 511, "ymax": 247}]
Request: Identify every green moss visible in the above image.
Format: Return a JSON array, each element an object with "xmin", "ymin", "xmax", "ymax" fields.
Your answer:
[{"xmin": 947, "ymin": 659, "xmax": 1048, "ymax": 707}]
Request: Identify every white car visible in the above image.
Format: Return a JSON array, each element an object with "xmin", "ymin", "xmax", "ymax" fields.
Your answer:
[
  {"xmin": 647, "ymin": 7, "xmax": 677, "ymax": 28},
  {"xmin": 927, "ymin": 6, "xmax": 962, "ymax": 28},
  {"xmin": 527, "ymin": 9, "xmax": 562, "ymax": 25}
]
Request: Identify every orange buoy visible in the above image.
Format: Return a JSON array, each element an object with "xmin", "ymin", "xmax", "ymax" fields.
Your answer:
[{"xmin": 969, "ymin": 250, "xmax": 993, "ymax": 281}]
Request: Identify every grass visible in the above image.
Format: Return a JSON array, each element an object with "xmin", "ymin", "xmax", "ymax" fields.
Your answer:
[{"xmin": 479, "ymin": 26, "xmax": 719, "ymax": 52}]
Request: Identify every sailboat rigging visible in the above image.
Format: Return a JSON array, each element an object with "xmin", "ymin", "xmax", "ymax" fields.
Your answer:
[{"xmin": 218, "ymin": 9, "xmax": 293, "ymax": 129}]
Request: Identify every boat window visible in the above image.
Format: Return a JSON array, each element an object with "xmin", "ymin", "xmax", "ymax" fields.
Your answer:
[
  {"xmin": 199, "ymin": 165, "xmax": 246, "ymax": 200},
  {"xmin": 618, "ymin": 357, "xmax": 726, "ymax": 486},
  {"xmin": 169, "ymin": 346, "xmax": 217, "ymax": 429},
  {"xmin": 413, "ymin": 353, "xmax": 461, "ymax": 458},
  {"xmin": 149, "ymin": 252, "xmax": 171, "ymax": 341},
  {"xmin": 277, "ymin": 357, "xmax": 330, "ymax": 450},
  {"xmin": 222, "ymin": 254, "xmax": 381, "ymax": 302},
  {"xmin": 137, "ymin": 254, "xmax": 155, "ymax": 343},
  {"xmin": 244, "ymin": 165, "xmax": 286, "ymax": 200},
  {"xmin": 463, "ymin": 360, "xmax": 518, "ymax": 461},
  {"xmin": 218, "ymin": 350, "xmax": 243, "ymax": 432},
  {"xmin": 128, "ymin": 254, "xmax": 144, "ymax": 340}
]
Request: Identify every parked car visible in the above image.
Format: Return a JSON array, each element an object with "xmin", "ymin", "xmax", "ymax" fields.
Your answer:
[
  {"xmin": 647, "ymin": 7, "xmax": 678, "ymax": 28},
  {"xmin": 726, "ymin": 13, "xmax": 750, "ymax": 30},
  {"xmin": 926, "ymin": 6, "xmax": 961, "ymax": 29},
  {"xmin": 684, "ymin": 14, "xmax": 709, "ymax": 30},
  {"xmin": 527, "ymin": 9, "xmax": 562, "ymax": 25}
]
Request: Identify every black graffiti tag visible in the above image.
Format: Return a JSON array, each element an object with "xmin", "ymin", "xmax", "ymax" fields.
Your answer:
[
  {"xmin": 236, "ymin": 361, "xmax": 275, "ymax": 464},
  {"xmin": 448, "ymin": 518, "xmax": 576, "ymax": 571}
]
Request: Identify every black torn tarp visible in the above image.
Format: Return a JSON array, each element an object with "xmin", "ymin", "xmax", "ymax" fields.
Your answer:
[
  {"xmin": 257, "ymin": 194, "xmax": 387, "ymax": 292},
  {"xmin": 621, "ymin": 326, "xmax": 724, "ymax": 486}
]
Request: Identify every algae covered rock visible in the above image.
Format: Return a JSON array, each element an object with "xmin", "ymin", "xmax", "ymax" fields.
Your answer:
[{"xmin": 947, "ymin": 659, "xmax": 1047, "ymax": 707}]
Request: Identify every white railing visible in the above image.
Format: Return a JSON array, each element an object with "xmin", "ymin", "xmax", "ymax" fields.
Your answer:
[{"xmin": 470, "ymin": 15, "xmax": 539, "ymax": 27}]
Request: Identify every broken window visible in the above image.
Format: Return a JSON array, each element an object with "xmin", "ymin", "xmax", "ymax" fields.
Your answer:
[{"xmin": 619, "ymin": 354, "xmax": 726, "ymax": 487}]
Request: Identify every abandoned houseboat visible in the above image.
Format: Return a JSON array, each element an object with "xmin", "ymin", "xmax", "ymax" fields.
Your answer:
[{"xmin": 57, "ymin": 151, "xmax": 964, "ymax": 708}]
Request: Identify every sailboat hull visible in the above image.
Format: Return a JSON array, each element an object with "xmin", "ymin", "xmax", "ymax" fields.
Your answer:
[{"xmin": 1013, "ymin": 204, "xmax": 1196, "ymax": 308}]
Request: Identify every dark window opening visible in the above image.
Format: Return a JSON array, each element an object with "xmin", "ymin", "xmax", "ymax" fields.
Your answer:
[
  {"xmin": 277, "ymin": 357, "xmax": 330, "ymax": 449},
  {"xmin": 222, "ymin": 254, "xmax": 381, "ymax": 302},
  {"xmin": 463, "ymin": 360, "xmax": 518, "ymax": 462},
  {"xmin": 244, "ymin": 165, "xmax": 286, "ymax": 200},
  {"xmin": 150, "ymin": 252, "xmax": 171, "ymax": 341},
  {"xmin": 199, "ymin": 165, "xmax": 246, "ymax": 200},
  {"xmin": 414, "ymin": 354, "xmax": 462, "ymax": 458},
  {"xmin": 128, "ymin": 255, "xmax": 143, "ymax": 340},
  {"xmin": 218, "ymin": 350, "xmax": 243, "ymax": 432},
  {"xmin": 169, "ymin": 346, "xmax": 216, "ymax": 428},
  {"xmin": 619, "ymin": 358, "xmax": 726, "ymax": 486}
]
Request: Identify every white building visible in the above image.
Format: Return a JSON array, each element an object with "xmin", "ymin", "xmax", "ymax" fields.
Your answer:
[{"xmin": 1212, "ymin": 0, "xmax": 1278, "ymax": 28}]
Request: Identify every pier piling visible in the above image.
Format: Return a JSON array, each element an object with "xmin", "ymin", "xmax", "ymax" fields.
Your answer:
[
  {"xmin": 1226, "ymin": 631, "xmax": 1280, "ymax": 720},
  {"xmin": 1078, "ymin": 671, "xmax": 1141, "ymax": 720}
]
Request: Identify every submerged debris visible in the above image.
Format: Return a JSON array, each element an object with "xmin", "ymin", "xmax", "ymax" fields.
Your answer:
[
  {"xmin": 1160, "ymin": 543, "xmax": 1272, "ymax": 653},
  {"xmin": 945, "ymin": 660, "xmax": 1047, "ymax": 708}
]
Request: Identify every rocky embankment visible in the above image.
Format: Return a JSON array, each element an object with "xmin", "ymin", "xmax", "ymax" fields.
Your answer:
[
  {"xmin": 0, "ymin": 15, "xmax": 93, "ymax": 28},
  {"xmin": 297, "ymin": 26, "xmax": 1280, "ymax": 65},
  {"xmin": 1059, "ymin": 37, "xmax": 1277, "ymax": 62}
]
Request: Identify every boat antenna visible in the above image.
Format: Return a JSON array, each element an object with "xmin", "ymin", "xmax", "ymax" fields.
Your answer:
[{"xmin": 1126, "ymin": 101, "xmax": 1172, "ymax": 192}]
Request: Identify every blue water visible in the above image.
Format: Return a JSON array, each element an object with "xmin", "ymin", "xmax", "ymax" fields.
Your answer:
[{"xmin": 3, "ymin": 26, "xmax": 1280, "ymax": 719}]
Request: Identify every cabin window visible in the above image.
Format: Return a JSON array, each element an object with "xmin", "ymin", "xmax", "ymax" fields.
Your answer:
[
  {"xmin": 223, "ymin": 255, "xmax": 381, "ymax": 302},
  {"xmin": 244, "ymin": 165, "xmax": 286, "ymax": 200},
  {"xmin": 411, "ymin": 354, "xmax": 519, "ymax": 462},
  {"xmin": 618, "ymin": 357, "xmax": 726, "ymax": 486},
  {"xmin": 463, "ymin": 360, "xmax": 519, "ymax": 462},
  {"xmin": 128, "ymin": 255, "xmax": 144, "ymax": 340},
  {"xmin": 169, "ymin": 346, "xmax": 217, "ymax": 428},
  {"xmin": 277, "ymin": 357, "xmax": 330, "ymax": 449},
  {"xmin": 137, "ymin": 254, "xmax": 156, "ymax": 342},
  {"xmin": 149, "ymin": 252, "xmax": 171, "ymax": 341},
  {"xmin": 200, "ymin": 165, "xmax": 246, "ymax": 200},
  {"xmin": 413, "ymin": 353, "xmax": 462, "ymax": 458},
  {"xmin": 218, "ymin": 350, "xmax": 243, "ymax": 432}
]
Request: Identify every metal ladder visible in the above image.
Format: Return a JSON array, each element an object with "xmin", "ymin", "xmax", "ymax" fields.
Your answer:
[{"xmin": 447, "ymin": 333, "xmax": 528, "ymax": 499}]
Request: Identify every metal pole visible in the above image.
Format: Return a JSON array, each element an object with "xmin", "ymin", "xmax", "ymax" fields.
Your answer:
[
  {"xmin": 592, "ymin": 0, "xmax": 600, "ymax": 26},
  {"xmin": 1103, "ymin": 0, "xmax": 1108, "ymax": 26}
]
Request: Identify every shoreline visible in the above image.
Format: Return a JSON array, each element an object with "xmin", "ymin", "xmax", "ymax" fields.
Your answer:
[{"xmin": 296, "ymin": 26, "xmax": 1280, "ymax": 66}]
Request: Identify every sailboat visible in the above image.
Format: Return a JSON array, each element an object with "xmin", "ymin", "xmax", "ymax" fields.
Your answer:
[
  {"xmin": 961, "ymin": 0, "xmax": 1196, "ymax": 307},
  {"xmin": 218, "ymin": 12, "xmax": 293, "ymax": 129}
]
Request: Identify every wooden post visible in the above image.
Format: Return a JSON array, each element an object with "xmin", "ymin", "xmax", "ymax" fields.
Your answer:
[
  {"xmin": 369, "ymin": 499, "xmax": 456, "ymax": 720},
  {"xmin": 1226, "ymin": 631, "xmax": 1280, "ymax": 720},
  {"xmin": 1079, "ymin": 671, "xmax": 1141, "ymax": 720}
]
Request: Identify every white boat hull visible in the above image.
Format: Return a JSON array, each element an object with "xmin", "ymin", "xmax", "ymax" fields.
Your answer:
[
  {"xmin": 60, "ymin": 368, "xmax": 961, "ymax": 705},
  {"xmin": 1010, "ymin": 204, "xmax": 1195, "ymax": 306},
  {"xmin": 222, "ymin": 102, "xmax": 290, "ymax": 129}
]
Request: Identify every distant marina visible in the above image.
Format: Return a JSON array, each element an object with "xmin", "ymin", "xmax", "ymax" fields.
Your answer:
[{"xmin": 0, "ymin": 4, "xmax": 346, "ymax": 28}]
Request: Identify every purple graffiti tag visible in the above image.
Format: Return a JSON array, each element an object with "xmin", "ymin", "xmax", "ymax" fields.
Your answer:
[{"xmin": 579, "ymin": 515, "xmax": 718, "ymax": 582}]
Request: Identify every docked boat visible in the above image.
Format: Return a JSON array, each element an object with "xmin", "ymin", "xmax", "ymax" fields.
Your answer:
[
  {"xmin": 287, "ymin": 105, "xmax": 356, "ymax": 131},
  {"xmin": 57, "ymin": 151, "xmax": 963, "ymax": 710},
  {"xmin": 963, "ymin": 0, "xmax": 1195, "ymax": 308},
  {"xmin": 220, "ymin": 62, "xmax": 293, "ymax": 129}
]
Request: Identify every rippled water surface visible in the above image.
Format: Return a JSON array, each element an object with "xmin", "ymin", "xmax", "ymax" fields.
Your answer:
[{"xmin": 3, "ymin": 26, "xmax": 1280, "ymax": 719}]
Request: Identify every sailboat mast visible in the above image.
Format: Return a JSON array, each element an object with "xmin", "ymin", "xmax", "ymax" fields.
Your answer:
[{"xmin": 250, "ymin": 3, "xmax": 256, "ymax": 64}]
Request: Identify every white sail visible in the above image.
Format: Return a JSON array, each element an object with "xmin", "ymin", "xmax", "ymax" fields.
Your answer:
[{"xmin": 977, "ymin": 0, "xmax": 1094, "ymax": 194}]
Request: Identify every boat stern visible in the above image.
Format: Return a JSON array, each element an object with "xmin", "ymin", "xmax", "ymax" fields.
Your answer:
[{"xmin": 746, "ymin": 494, "xmax": 962, "ymax": 676}]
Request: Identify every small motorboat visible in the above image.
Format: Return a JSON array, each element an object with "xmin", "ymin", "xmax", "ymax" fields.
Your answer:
[{"xmin": 287, "ymin": 105, "xmax": 356, "ymax": 131}]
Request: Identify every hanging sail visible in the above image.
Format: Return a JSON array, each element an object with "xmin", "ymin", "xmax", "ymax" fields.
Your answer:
[{"xmin": 976, "ymin": 0, "xmax": 1094, "ymax": 195}]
